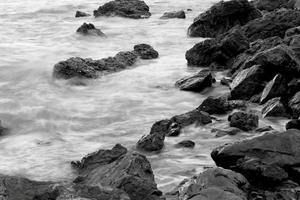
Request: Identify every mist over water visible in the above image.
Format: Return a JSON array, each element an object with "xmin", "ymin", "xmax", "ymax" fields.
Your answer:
[{"xmin": 0, "ymin": 0, "xmax": 288, "ymax": 192}]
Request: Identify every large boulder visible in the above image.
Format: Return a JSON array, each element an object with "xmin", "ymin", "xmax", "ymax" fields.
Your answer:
[
  {"xmin": 253, "ymin": 0, "xmax": 295, "ymax": 11},
  {"xmin": 228, "ymin": 111, "xmax": 259, "ymax": 131},
  {"xmin": 230, "ymin": 65, "xmax": 265, "ymax": 100},
  {"xmin": 167, "ymin": 167, "xmax": 249, "ymax": 200},
  {"xmin": 186, "ymin": 28, "xmax": 249, "ymax": 68},
  {"xmin": 262, "ymin": 97, "xmax": 289, "ymax": 118},
  {"xmin": 93, "ymin": 0, "xmax": 151, "ymax": 19},
  {"xmin": 211, "ymin": 129, "xmax": 300, "ymax": 186},
  {"xmin": 260, "ymin": 74, "xmax": 288, "ymax": 104},
  {"xmin": 241, "ymin": 9, "xmax": 300, "ymax": 42},
  {"xmin": 188, "ymin": 0, "xmax": 261, "ymax": 37},
  {"xmin": 289, "ymin": 91, "xmax": 300, "ymax": 118},
  {"xmin": 160, "ymin": 10, "xmax": 186, "ymax": 19},
  {"xmin": 72, "ymin": 145, "xmax": 162, "ymax": 200},
  {"xmin": 76, "ymin": 23, "xmax": 105, "ymax": 36},
  {"xmin": 175, "ymin": 69, "xmax": 214, "ymax": 92}
]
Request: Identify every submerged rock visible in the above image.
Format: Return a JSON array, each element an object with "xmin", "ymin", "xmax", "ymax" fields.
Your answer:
[
  {"xmin": 285, "ymin": 26, "xmax": 300, "ymax": 38},
  {"xmin": 175, "ymin": 69, "xmax": 213, "ymax": 92},
  {"xmin": 160, "ymin": 10, "xmax": 185, "ymax": 19},
  {"xmin": 188, "ymin": 0, "xmax": 261, "ymax": 37},
  {"xmin": 76, "ymin": 23, "xmax": 105, "ymax": 36},
  {"xmin": 167, "ymin": 167, "xmax": 249, "ymax": 200},
  {"xmin": 133, "ymin": 44, "xmax": 159, "ymax": 59},
  {"xmin": 228, "ymin": 111, "xmax": 259, "ymax": 131},
  {"xmin": 211, "ymin": 129, "xmax": 300, "ymax": 186},
  {"xmin": 262, "ymin": 97, "xmax": 289, "ymax": 118},
  {"xmin": 75, "ymin": 11, "xmax": 90, "ymax": 18},
  {"xmin": 255, "ymin": 125, "xmax": 274, "ymax": 132},
  {"xmin": 186, "ymin": 28, "xmax": 249, "ymax": 68},
  {"xmin": 212, "ymin": 127, "xmax": 242, "ymax": 137},
  {"xmin": 93, "ymin": 0, "xmax": 151, "ymax": 19},
  {"xmin": 175, "ymin": 140, "xmax": 195, "ymax": 148}
]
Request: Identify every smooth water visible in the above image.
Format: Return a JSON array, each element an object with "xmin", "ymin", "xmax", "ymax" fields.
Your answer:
[{"xmin": 0, "ymin": 0, "xmax": 288, "ymax": 192}]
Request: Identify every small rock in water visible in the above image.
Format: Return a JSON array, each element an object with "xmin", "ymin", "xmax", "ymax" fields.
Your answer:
[
  {"xmin": 160, "ymin": 10, "xmax": 186, "ymax": 19},
  {"xmin": 211, "ymin": 127, "xmax": 242, "ymax": 137},
  {"xmin": 262, "ymin": 97, "xmax": 289, "ymax": 118},
  {"xmin": 76, "ymin": 23, "xmax": 105, "ymax": 36},
  {"xmin": 175, "ymin": 69, "xmax": 213, "ymax": 92},
  {"xmin": 75, "ymin": 11, "xmax": 90, "ymax": 18},
  {"xmin": 175, "ymin": 140, "xmax": 195, "ymax": 148},
  {"xmin": 229, "ymin": 111, "xmax": 259, "ymax": 131},
  {"xmin": 286, "ymin": 119, "xmax": 300, "ymax": 130},
  {"xmin": 133, "ymin": 44, "xmax": 159, "ymax": 59},
  {"xmin": 220, "ymin": 77, "xmax": 232, "ymax": 86}
]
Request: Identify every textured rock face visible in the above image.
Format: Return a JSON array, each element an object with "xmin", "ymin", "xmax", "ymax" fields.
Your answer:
[
  {"xmin": 175, "ymin": 140, "xmax": 195, "ymax": 148},
  {"xmin": 289, "ymin": 91, "xmax": 300, "ymax": 118},
  {"xmin": 133, "ymin": 44, "xmax": 159, "ymax": 59},
  {"xmin": 167, "ymin": 167, "xmax": 249, "ymax": 200},
  {"xmin": 254, "ymin": 0, "xmax": 295, "ymax": 11},
  {"xmin": 211, "ymin": 129, "xmax": 300, "ymax": 186},
  {"xmin": 72, "ymin": 145, "xmax": 162, "ymax": 200},
  {"xmin": 93, "ymin": 0, "xmax": 151, "ymax": 19},
  {"xmin": 160, "ymin": 10, "xmax": 186, "ymax": 19},
  {"xmin": 260, "ymin": 74, "xmax": 287, "ymax": 104},
  {"xmin": 188, "ymin": 0, "xmax": 261, "ymax": 37},
  {"xmin": 186, "ymin": 28, "xmax": 249, "ymax": 68},
  {"xmin": 241, "ymin": 9, "xmax": 300, "ymax": 42},
  {"xmin": 262, "ymin": 97, "xmax": 289, "ymax": 118},
  {"xmin": 75, "ymin": 11, "xmax": 90, "ymax": 18},
  {"xmin": 175, "ymin": 69, "xmax": 213, "ymax": 92},
  {"xmin": 76, "ymin": 23, "xmax": 105, "ymax": 36},
  {"xmin": 228, "ymin": 111, "xmax": 259, "ymax": 131}
]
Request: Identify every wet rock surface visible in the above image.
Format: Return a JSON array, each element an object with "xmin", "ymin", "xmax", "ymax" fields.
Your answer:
[
  {"xmin": 75, "ymin": 11, "xmax": 90, "ymax": 18},
  {"xmin": 262, "ymin": 97, "xmax": 289, "ymax": 118},
  {"xmin": 254, "ymin": 0, "xmax": 295, "ymax": 11},
  {"xmin": 175, "ymin": 140, "xmax": 195, "ymax": 148},
  {"xmin": 286, "ymin": 119, "xmax": 300, "ymax": 130},
  {"xmin": 93, "ymin": 0, "xmax": 151, "ymax": 19},
  {"xmin": 160, "ymin": 10, "xmax": 185, "ymax": 19},
  {"xmin": 76, "ymin": 23, "xmax": 105, "ymax": 36},
  {"xmin": 228, "ymin": 111, "xmax": 259, "ymax": 131},
  {"xmin": 134, "ymin": 44, "xmax": 159, "ymax": 59},
  {"xmin": 188, "ymin": 0, "xmax": 261, "ymax": 37}
]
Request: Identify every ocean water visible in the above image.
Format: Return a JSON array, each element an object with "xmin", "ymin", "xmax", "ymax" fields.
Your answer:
[{"xmin": 0, "ymin": 0, "xmax": 288, "ymax": 192}]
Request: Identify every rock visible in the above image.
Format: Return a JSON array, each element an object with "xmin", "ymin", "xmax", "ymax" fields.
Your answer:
[
  {"xmin": 188, "ymin": 0, "xmax": 261, "ymax": 37},
  {"xmin": 73, "ymin": 146, "xmax": 162, "ymax": 200},
  {"xmin": 262, "ymin": 97, "xmax": 289, "ymax": 118},
  {"xmin": 167, "ymin": 167, "xmax": 249, "ymax": 200},
  {"xmin": 93, "ymin": 0, "xmax": 151, "ymax": 19},
  {"xmin": 53, "ymin": 45, "xmax": 157, "ymax": 79},
  {"xmin": 286, "ymin": 119, "xmax": 300, "ymax": 130},
  {"xmin": 220, "ymin": 77, "xmax": 232, "ymax": 86},
  {"xmin": 75, "ymin": 11, "xmax": 90, "ymax": 18},
  {"xmin": 133, "ymin": 44, "xmax": 159, "ymax": 59},
  {"xmin": 137, "ymin": 110, "xmax": 211, "ymax": 152},
  {"xmin": 241, "ymin": 9, "xmax": 300, "ymax": 42},
  {"xmin": 260, "ymin": 74, "xmax": 288, "ymax": 104},
  {"xmin": 229, "ymin": 111, "xmax": 259, "ymax": 131},
  {"xmin": 0, "ymin": 121, "xmax": 8, "ymax": 136},
  {"xmin": 160, "ymin": 10, "xmax": 185, "ymax": 19},
  {"xmin": 198, "ymin": 96, "xmax": 247, "ymax": 115},
  {"xmin": 287, "ymin": 78, "xmax": 300, "ymax": 97},
  {"xmin": 285, "ymin": 26, "xmax": 300, "ymax": 38},
  {"xmin": 254, "ymin": 0, "xmax": 294, "ymax": 11},
  {"xmin": 175, "ymin": 140, "xmax": 195, "ymax": 148},
  {"xmin": 186, "ymin": 28, "xmax": 249, "ymax": 68},
  {"xmin": 76, "ymin": 23, "xmax": 105, "ymax": 36},
  {"xmin": 289, "ymin": 91, "xmax": 300, "ymax": 118},
  {"xmin": 230, "ymin": 36, "xmax": 284, "ymax": 75},
  {"xmin": 230, "ymin": 65, "xmax": 265, "ymax": 100},
  {"xmin": 256, "ymin": 126, "xmax": 274, "ymax": 132},
  {"xmin": 211, "ymin": 129, "xmax": 300, "ymax": 186},
  {"xmin": 212, "ymin": 127, "xmax": 242, "ymax": 137},
  {"xmin": 0, "ymin": 175, "xmax": 58, "ymax": 200},
  {"xmin": 175, "ymin": 69, "xmax": 213, "ymax": 92}
]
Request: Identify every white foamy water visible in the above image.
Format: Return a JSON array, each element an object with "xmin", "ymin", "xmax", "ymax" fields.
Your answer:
[{"xmin": 0, "ymin": 0, "xmax": 288, "ymax": 192}]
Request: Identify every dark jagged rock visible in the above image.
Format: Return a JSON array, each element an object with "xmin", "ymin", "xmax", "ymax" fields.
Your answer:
[
  {"xmin": 53, "ymin": 45, "xmax": 157, "ymax": 79},
  {"xmin": 75, "ymin": 11, "xmax": 91, "ymax": 18},
  {"xmin": 285, "ymin": 26, "xmax": 300, "ymax": 38},
  {"xmin": 229, "ymin": 111, "xmax": 259, "ymax": 131},
  {"xmin": 256, "ymin": 126, "xmax": 274, "ymax": 132},
  {"xmin": 260, "ymin": 74, "xmax": 288, "ymax": 104},
  {"xmin": 288, "ymin": 78, "xmax": 300, "ymax": 97},
  {"xmin": 230, "ymin": 36, "xmax": 284, "ymax": 75},
  {"xmin": 133, "ymin": 44, "xmax": 159, "ymax": 59},
  {"xmin": 167, "ymin": 167, "xmax": 249, "ymax": 200},
  {"xmin": 230, "ymin": 65, "xmax": 265, "ymax": 100},
  {"xmin": 212, "ymin": 127, "xmax": 242, "ymax": 137},
  {"xmin": 286, "ymin": 119, "xmax": 300, "ymax": 130},
  {"xmin": 241, "ymin": 9, "xmax": 300, "ymax": 42},
  {"xmin": 262, "ymin": 97, "xmax": 289, "ymax": 118},
  {"xmin": 137, "ymin": 110, "xmax": 211, "ymax": 152},
  {"xmin": 220, "ymin": 77, "xmax": 232, "ymax": 86},
  {"xmin": 187, "ymin": 0, "xmax": 261, "ymax": 37},
  {"xmin": 73, "ymin": 146, "xmax": 162, "ymax": 200},
  {"xmin": 93, "ymin": 0, "xmax": 151, "ymax": 19},
  {"xmin": 198, "ymin": 96, "xmax": 247, "ymax": 115},
  {"xmin": 160, "ymin": 10, "xmax": 185, "ymax": 19},
  {"xmin": 254, "ymin": 0, "xmax": 294, "ymax": 11},
  {"xmin": 175, "ymin": 69, "xmax": 213, "ymax": 92},
  {"xmin": 211, "ymin": 129, "xmax": 300, "ymax": 187},
  {"xmin": 76, "ymin": 23, "xmax": 105, "ymax": 36},
  {"xmin": 186, "ymin": 28, "xmax": 249, "ymax": 68},
  {"xmin": 175, "ymin": 140, "xmax": 195, "ymax": 148},
  {"xmin": 71, "ymin": 144, "xmax": 127, "ymax": 173},
  {"xmin": 289, "ymin": 91, "xmax": 300, "ymax": 118},
  {"xmin": 0, "ymin": 175, "xmax": 58, "ymax": 200}
]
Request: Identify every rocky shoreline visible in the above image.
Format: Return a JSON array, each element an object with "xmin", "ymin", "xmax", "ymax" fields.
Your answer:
[{"xmin": 2, "ymin": 0, "xmax": 300, "ymax": 199}]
